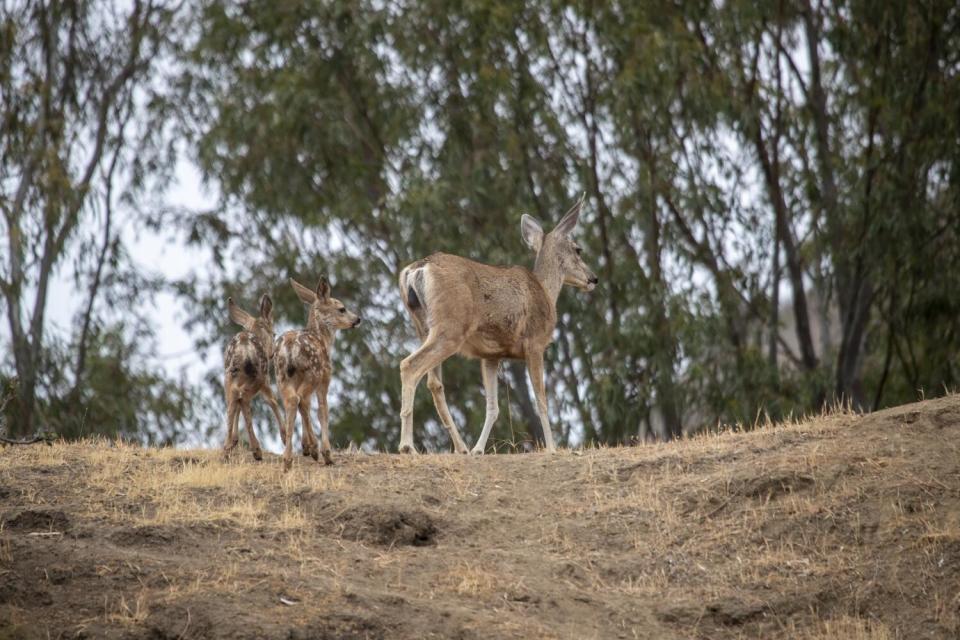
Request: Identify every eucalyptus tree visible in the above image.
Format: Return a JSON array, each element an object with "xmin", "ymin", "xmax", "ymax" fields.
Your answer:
[
  {"xmin": 177, "ymin": 0, "xmax": 960, "ymax": 448},
  {"xmin": 0, "ymin": 0, "xmax": 192, "ymax": 440}
]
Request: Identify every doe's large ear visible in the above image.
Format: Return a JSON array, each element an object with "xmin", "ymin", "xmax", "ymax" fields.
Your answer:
[
  {"xmin": 553, "ymin": 192, "xmax": 586, "ymax": 236},
  {"xmin": 316, "ymin": 276, "xmax": 331, "ymax": 302},
  {"xmin": 290, "ymin": 278, "xmax": 317, "ymax": 305},
  {"xmin": 259, "ymin": 293, "xmax": 273, "ymax": 319},
  {"xmin": 521, "ymin": 214, "xmax": 545, "ymax": 252},
  {"xmin": 228, "ymin": 297, "xmax": 255, "ymax": 330}
]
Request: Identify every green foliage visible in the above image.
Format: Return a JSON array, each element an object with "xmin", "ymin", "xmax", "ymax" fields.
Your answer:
[
  {"xmin": 8, "ymin": 0, "xmax": 959, "ymax": 447},
  {"xmin": 173, "ymin": 0, "xmax": 960, "ymax": 448},
  {"xmin": 0, "ymin": 0, "xmax": 193, "ymax": 441}
]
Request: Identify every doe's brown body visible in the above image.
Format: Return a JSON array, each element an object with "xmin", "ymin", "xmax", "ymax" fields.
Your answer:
[{"xmin": 397, "ymin": 195, "xmax": 597, "ymax": 454}]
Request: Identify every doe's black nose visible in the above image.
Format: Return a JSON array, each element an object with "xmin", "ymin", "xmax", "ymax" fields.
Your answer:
[
  {"xmin": 353, "ymin": 317, "xmax": 362, "ymax": 327},
  {"xmin": 588, "ymin": 276, "xmax": 599, "ymax": 285}
]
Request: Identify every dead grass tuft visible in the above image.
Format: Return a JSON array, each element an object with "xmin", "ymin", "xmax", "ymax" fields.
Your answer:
[{"xmin": 798, "ymin": 616, "xmax": 893, "ymax": 640}]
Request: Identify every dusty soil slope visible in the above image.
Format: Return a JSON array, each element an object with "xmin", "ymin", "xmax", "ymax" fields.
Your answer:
[{"xmin": 1, "ymin": 396, "xmax": 959, "ymax": 639}]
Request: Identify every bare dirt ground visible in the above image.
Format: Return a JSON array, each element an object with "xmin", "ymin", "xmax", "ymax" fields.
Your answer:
[{"xmin": 1, "ymin": 395, "xmax": 959, "ymax": 639}]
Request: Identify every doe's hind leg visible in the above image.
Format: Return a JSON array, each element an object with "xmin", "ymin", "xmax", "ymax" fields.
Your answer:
[
  {"xmin": 398, "ymin": 332, "xmax": 463, "ymax": 453},
  {"xmin": 426, "ymin": 366, "xmax": 469, "ymax": 454}
]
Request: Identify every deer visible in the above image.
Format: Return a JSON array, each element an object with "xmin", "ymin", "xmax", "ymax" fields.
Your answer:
[
  {"xmin": 274, "ymin": 277, "xmax": 361, "ymax": 471},
  {"xmin": 223, "ymin": 294, "xmax": 285, "ymax": 460},
  {"xmin": 397, "ymin": 193, "xmax": 597, "ymax": 455}
]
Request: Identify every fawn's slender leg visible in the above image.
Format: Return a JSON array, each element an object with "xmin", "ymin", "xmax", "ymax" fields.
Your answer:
[
  {"xmin": 399, "ymin": 333, "xmax": 462, "ymax": 453},
  {"xmin": 223, "ymin": 393, "xmax": 241, "ymax": 452},
  {"xmin": 526, "ymin": 352, "xmax": 556, "ymax": 452},
  {"xmin": 240, "ymin": 399, "xmax": 263, "ymax": 461},
  {"xmin": 261, "ymin": 384, "xmax": 286, "ymax": 446},
  {"xmin": 315, "ymin": 378, "xmax": 333, "ymax": 465},
  {"xmin": 298, "ymin": 397, "xmax": 319, "ymax": 462},
  {"xmin": 426, "ymin": 366, "xmax": 469, "ymax": 454},
  {"xmin": 281, "ymin": 393, "xmax": 298, "ymax": 472},
  {"xmin": 471, "ymin": 358, "xmax": 500, "ymax": 454},
  {"xmin": 298, "ymin": 389, "xmax": 317, "ymax": 458}
]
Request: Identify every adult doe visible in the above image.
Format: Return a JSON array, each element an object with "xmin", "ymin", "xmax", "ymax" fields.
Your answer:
[
  {"xmin": 274, "ymin": 278, "xmax": 361, "ymax": 471},
  {"xmin": 397, "ymin": 194, "xmax": 597, "ymax": 454},
  {"xmin": 223, "ymin": 294, "xmax": 284, "ymax": 460}
]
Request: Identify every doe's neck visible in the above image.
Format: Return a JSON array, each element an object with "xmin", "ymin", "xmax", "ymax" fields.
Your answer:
[{"xmin": 532, "ymin": 249, "xmax": 564, "ymax": 307}]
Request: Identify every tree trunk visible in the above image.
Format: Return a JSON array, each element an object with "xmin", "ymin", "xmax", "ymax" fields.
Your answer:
[
  {"xmin": 643, "ymin": 186, "xmax": 682, "ymax": 440},
  {"xmin": 803, "ymin": 0, "xmax": 871, "ymax": 407},
  {"xmin": 753, "ymin": 130, "xmax": 819, "ymax": 374}
]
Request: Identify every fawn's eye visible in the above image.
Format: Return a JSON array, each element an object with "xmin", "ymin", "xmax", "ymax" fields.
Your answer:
[{"xmin": 339, "ymin": 308, "xmax": 346, "ymax": 313}]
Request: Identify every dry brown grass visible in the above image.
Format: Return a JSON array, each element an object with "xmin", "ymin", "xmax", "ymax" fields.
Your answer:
[
  {"xmin": 1, "ymin": 396, "xmax": 959, "ymax": 638},
  {"xmin": 796, "ymin": 616, "xmax": 893, "ymax": 640}
]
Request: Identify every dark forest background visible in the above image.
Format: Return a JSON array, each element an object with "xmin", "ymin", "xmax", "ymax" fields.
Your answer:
[{"xmin": 2, "ymin": 0, "xmax": 959, "ymax": 450}]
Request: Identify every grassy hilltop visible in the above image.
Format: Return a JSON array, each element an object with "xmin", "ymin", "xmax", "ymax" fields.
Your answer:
[{"xmin": 1, "ymin": 396, "xmax": 959, "ymax": 639}]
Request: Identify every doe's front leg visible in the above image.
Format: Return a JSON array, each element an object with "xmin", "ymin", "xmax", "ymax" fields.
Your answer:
[{"xmin": 526, "ymin": 352, "xmax": 557, "ymax": 453}]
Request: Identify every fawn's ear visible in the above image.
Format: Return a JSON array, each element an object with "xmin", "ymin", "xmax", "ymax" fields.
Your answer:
[
  {"xmin": 290, "ymin": 278, "xmax": 316, "ymax": 305},
  {"xmin": 316, "ymin": 276, "xmax": 331, "ymax": 302},
  {"xmin": 259, "ymin": 293, "xmax": 273, "ymax": 319},
  {"xmin": 228, "ymin": 297, "xmax": 255, "ymax": 330}
]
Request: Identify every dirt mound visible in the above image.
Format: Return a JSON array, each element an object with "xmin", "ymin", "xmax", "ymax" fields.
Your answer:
[
  {"xmin": 108, "ymin": 524, "xmax": 180, "ymax": 547},
  {"xmin": 1, "ymin": 394, "xmax": 959, "ymax": 638},
  {"xmin": 731, "ymin": 469, "xmax": 816, "ymax": 499},
  {"xmin": 2, "ymin": 508, "xmax": 70, "ymax": 532},
  {"xmin": 329, "ymin": 504, "xmax": 438, "ymax": 547}
]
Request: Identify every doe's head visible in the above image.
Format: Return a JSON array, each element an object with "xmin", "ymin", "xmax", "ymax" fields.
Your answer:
[
  {"xmin": 520, "ymin": 193, "xmax": 598, "ymax": 292},
  {"xmin": 290, "ymin": 277, "xmax": 361, "ymax": 332},
  {"xmin": 228, "ymin": 294, "xmax": 276, "ymax": 356}
]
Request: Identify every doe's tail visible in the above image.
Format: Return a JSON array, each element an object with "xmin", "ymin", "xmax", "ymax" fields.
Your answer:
[{"xmin": 399, "ymin": 262, "xmax": 429, "ymax": 340}]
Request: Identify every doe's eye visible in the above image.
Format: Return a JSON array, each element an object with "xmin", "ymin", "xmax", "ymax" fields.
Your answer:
[{"xmin": 339, "ymin": 308, "xmax": 346, "ymax": 313}]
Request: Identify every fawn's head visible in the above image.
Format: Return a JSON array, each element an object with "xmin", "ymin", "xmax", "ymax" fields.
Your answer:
[
  {"xmin": 228, "ymin": 294, "xmax": 276, "ymax": 357},
  {"xmin": 521, "ymin": 193, "xmax": 598, "ymax": 292},
  {"xmin": 291, "ymin": 277, "xmax": 362, "ymax": 332}
]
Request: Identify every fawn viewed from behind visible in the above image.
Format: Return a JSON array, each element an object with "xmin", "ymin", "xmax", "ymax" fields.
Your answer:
[
  {"xmin": 397, "ymin": 193, "xmax": 597, "ymax": 454},
  {"xmin": 223, "ymin": 294, "xmax": 285, "ymax": 460},
  {"xmin": 274, "ymin": 277, "xmax": 361, "ymax": 471}
]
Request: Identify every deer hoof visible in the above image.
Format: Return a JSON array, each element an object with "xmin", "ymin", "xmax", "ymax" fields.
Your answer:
[
  {"xmin": 470, "ymin": 447, "xmax": 484, "ymax": 455},
  {"xmin": 322, "ymin": 450, "xmax": 333, "ymax": 465},
  {"xmin": 283, "ymin": 457, "xmax": 292, "ymax": 472},
  {"xmin": 252, "ymin": 449, "xmax": 263, "ymax": 461},
  {"xmin": 398, "ymin": 443, "xmax": 416, "ymax": 455}
]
